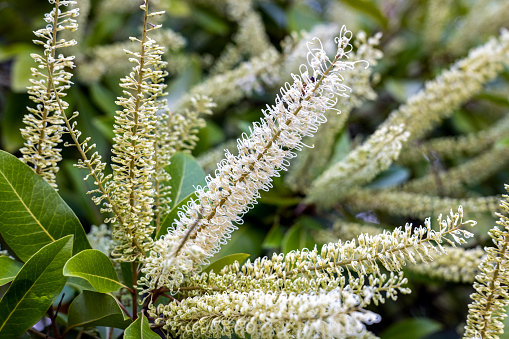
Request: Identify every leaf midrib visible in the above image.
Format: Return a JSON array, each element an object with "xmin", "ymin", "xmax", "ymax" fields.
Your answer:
[
  {"xmin": 0, "ymin": 167, "xmax": 54, "ymax": 242},
  {"xmin": 0, "ymin": 247, "xmax": 63, "ymax": 332}
]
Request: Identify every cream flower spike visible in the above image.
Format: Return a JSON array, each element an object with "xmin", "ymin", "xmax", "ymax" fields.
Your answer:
[{"xmin": 141, "ymin": 26, "xmax": 367, "ymax": 291}]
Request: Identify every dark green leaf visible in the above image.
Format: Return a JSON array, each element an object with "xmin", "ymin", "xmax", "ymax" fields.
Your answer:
[
  {"xmin": 0, "ymin": 150, "xmax": 91, "ymax": 261},
  {"xmin": 156, "ymin": 192, "xmax": 196, "ymax": 239},
  {"xmin": 0, "ymin": 236, "xmax": 73, "ymax": 337},
  {"xmin": 202, "ymin": 253, "xmax": 250, "ymax": 273},
  {"xmin": 67, "ymin": 290, "xmax": 131, "ymax": 330},
  {"xmin": 166, "ymin": 152, "xmax": 206, "ymax": 210},
  {"xmin": 120, "ymin": 262, "xmax": 134, "ymax": 289},
  {"xmin": 124, "ymin": 313, "xmax": 160, "ymax": 339},
  {"xmin": 380, "ymin": 318, "xmax": 443, "ymax": 339},
  {"xmin": 0, "ymin": 256, "xmax": 23, "ymax": 286},
  {"xmin": 1, "ymin": 92, "xmax": 27, "ymax": 152},
  {"xmin": 63, "ymin": 249, "xmax": 125, "ymax": 293}
]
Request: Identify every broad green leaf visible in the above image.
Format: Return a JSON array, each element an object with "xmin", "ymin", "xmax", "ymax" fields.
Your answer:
[
  {"xmin": 0, "ymin": 236, "xmax": 73, "ymax": 338},
  {"xmin": 202, "ymin": 253, "xmax": 250, "ymax": 274},
  {"xmin": 0, "ymin": 150, "xmax": 91, "ymax": 261},
  {"xmin": 380, "ymin": 318, "xmax": 443, "ymax": 339},
  {"xmin": 67, "ymin": 290, "xmax": 131, "ymax": 330},
  {"xmin": 63, "ymin": 249, "xmax": 125, "ymax": 293},
  {"xmin": 156, "ymin": 192, "xmax": 196, "ymax": 239},
  {"xmin": 67, "ymin": 276, "xmax": 96, "ymax": 292},
  {"xmin": 0, "ymin": 256, "xmax": 23, "ymax": 286},
  {"xmin": 124, "ymin": 313, "xmax": 160, "ymax": 339},
  {"xmin": 166, "ymin": 152, "xmax": 206, "ymax": 210}
]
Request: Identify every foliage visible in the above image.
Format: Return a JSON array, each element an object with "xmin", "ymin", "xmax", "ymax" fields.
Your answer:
[{"xmin": 0, "ymin": 0, "xmax": 509, "ymax": 339}]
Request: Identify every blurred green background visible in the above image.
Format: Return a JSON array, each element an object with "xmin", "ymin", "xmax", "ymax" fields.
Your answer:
[{"xmin": 1, "ymin": 0, "xmax": 509, "ymax": 338}]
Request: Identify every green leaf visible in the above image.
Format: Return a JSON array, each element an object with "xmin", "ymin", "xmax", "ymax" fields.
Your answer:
[
  {"xmin": 0, "ymin": 236, "xmax": 73, "ymax": 338},
  {"xmin": 342, "ymin": 0, "xmax": 388, "ymax": 28},
  {"xmin": 0, "ymin": 256, "xmax": 23, "ymax": 286},
  {"xmin": 202, "ymin": 253, "xmax": 250, "ymax": 274},
  {"xmin": 262, "ymin": 223, "xmax": 285, "ymax": 249},
  {"xmin": 90, "ymin": 83, "xmax": 118, "ymax": 117},
  {"xmin": 287, "ymin": 4, "xmax": 321, "ymax": 32},
  {"xmin": 380, "ymin": 318, "xmax": 443, "ymax": 339},
  {"xmin": 0, "ymin": 150, "xmax": 91, "ymax": 262},
  {"xmin": 166, "ymin": 152, "xmax": 206, "ymax": 210},
  {"xmin": 63, "ymin": 249, "xmax": 125, "ymax": 293},
  {"xmin": 209, "ymin": 224, "xmax": 265, "ymax": 263},
  {"xmin": 281, "ymin": 218, "xmax": 319, "ymax": 254},
  {"xmin": 11, "ymin": 48, "xmax": 39, "ymax": 93},
  {"xmin": 367, "ymin": 165, "xmax": 410, "ymax": 189},
  {"xmin": 156, "ymin": 192, "xmax": 196, "ymax": 239},
  {"xmin": 120, "ymin": 262, "xmax": 134, "ymax": 289},
  {"xmin": 124, "ymin": 313, "xmax": 160, "ymax": 339},
  {"xmin": 67, "ymin": 290, "xmax": 131, "ymax": 330}
]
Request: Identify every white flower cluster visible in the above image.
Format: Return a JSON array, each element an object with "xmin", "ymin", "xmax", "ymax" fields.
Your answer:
[
  {"xmin": 142, "ymin": 26, "xmax": 360, "ymax": 290},
  {"xmin": 108, "ymin": 2, "xmax": 168, "ymax": 261},
  {"xmin": 345, "ymin": 190, "xmax": 501, "ymax": 219},
  {"xmin": 152, "ymin": 288, "xmax": 381, "ymax": 339},
  {"xmin": 20, "ymin": 0, "xmax": 79, "ymax": 188},
  {"xmin": 464, "ymin": 185, "xmax": 509, "ymax": 338}
]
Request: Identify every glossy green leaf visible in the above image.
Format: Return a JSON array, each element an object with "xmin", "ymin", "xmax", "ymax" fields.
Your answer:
[
  {"xmin": 67, "ymin": 276, "xmax": 96, "ymax": 292},
  {"xmin": 0, "ymin": 150, "xmax": 91, "ymax": 262},
  {"xmin": 0, "ymin": 236, "xmax": 73, "ymax": 338},
  {"xmin": 124, "ymin": 313, "xmax": 160, "ymax": 339},
  {"xmin": 67, "ymin": 290, "xmax": 131, "ymax": 330},
  {"xmin": 63, "ymin": 249, "xmax": 125, "ymax": 293},
  {"xmin": 380, "ymin": 318, "xmax": 443, "ymax": 339},
  {"xmin": 0, "ymin": 256, "xmax": 23, "ymax": 286},
  {"xmin": 156, "ymin": 192, "xmax": 196, "ymax": 239},
  {"xmin": 202, "ymin": 253, "xmax": 250, "ymax": 273},
  {"xmin": 166, "ymin": 152, "xmax": 206, "ymax": 210}
]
